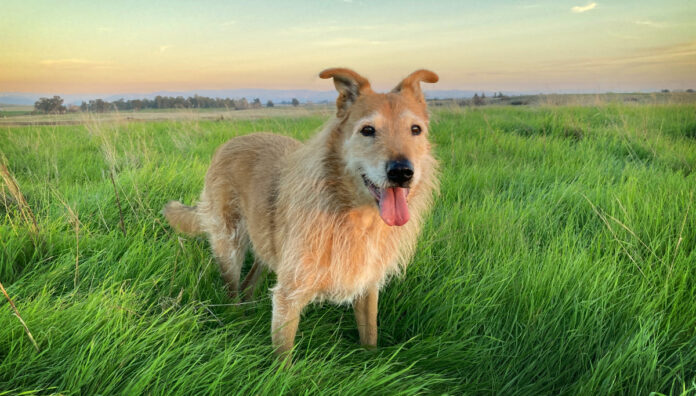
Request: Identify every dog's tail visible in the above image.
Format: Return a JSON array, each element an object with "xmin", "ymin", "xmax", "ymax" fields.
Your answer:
[{"xmin": 162, "ymin": 201, "xmax": 202, "ymax": 235}]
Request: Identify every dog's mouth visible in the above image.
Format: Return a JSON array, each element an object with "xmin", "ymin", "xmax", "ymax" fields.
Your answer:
[{"xmin": 361, "ymin": 174, "xmax": 410, "ymax": 227}]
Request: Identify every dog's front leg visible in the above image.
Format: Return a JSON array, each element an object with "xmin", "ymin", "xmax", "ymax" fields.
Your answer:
[
  {"xmin": 271, "ymin": 287, "xmax": 310, "ymax": 358},
  {"xmin": 353, "ymin": 285, "xmax": 378, "ymax": 348}
]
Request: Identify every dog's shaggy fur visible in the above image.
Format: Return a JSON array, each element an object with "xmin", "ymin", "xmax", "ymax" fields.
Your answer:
[{"xmin": 164, "ymin": 68, "xmax": 439, "ymax": 356}]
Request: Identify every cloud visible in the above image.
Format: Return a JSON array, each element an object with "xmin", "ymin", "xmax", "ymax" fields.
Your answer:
[
  {"xmin": 607, "ymin": 31, "xmax": 639, "ymax": 40},
  {"xmin": 289, "ymin": 23, "xmax": 418, "ymax": 34},
  {"xmin": 38, "ymin": 59, "xmax": 114, "ymax": 71},
  {"xmin": 220, "ymin": 20, "xmax": 236, "ymax": 29},
  {"xmin": 98, "ymin": 27, "xmax": 113, "ymax": 33},
  {"xmin": 540, "ymin": 40, "xmax": 696, "ymax": 72},
  {"xmin": 40, "ymin": 59, "xmax": 107, "ymax": 66},
  {"xmin": 634, "ymin": 20, "xmax": 663, "ymax": 28},
  {"xmin": 159, "ymin": 45, "xmax": 173, "ymax": 53},
  {"xmin": 571, "ymin": 2, "xmax": 597, "ymax": 13},
  {"xmin": 313, "ymin": 38, "xmax": 385, "ymax": 47}
]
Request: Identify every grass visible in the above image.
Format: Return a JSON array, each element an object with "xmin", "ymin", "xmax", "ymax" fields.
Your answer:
[
  {"xmin": 1, "ymin": 104, "xmax": 695, "ymax": 394},
  {"xmin": 0, "ymin": 109, "xmax": 33, "ymax": 118}
]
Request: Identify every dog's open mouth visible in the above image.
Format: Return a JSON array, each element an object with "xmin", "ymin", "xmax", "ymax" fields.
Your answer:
[{"xmin": 361, "ymin": 174, "xmax": 410, "ymax": 227}]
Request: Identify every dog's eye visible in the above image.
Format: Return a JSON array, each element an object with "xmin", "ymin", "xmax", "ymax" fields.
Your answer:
[
  {"xmin": 360, "ymin": 125, "xmax": 376, "ymax": 137},
  {"xmin": 411, "ymin": 125, "xmax": 422, "ymax": 136}
]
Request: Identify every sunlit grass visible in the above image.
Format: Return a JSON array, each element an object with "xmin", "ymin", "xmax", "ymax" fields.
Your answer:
[{"xmin": 1, "ymin": 104, "xmax": 695, "ymax": 394}]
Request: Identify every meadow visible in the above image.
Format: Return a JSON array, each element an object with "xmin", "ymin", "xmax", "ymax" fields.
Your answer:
[{"xmin": 1, "ymin": 103, "xmax": 695, "ymax": 394}]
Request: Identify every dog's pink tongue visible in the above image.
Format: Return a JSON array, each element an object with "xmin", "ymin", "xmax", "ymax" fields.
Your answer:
[{"xmin": 378, "ymin": 187, "xmax": 410, "ymax": 226}]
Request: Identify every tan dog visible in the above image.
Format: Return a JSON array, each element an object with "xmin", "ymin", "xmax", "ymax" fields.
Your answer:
[{"xmin": 163, "ymin": 68, "xmax": 439, "ymax": 357}]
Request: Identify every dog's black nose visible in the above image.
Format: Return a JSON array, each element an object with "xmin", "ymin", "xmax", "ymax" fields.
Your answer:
[{"xmin": 386, "ymin": 159, "xmax": 414, "ymax": 185}]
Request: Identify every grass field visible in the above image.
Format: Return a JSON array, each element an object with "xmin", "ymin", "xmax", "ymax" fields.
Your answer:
[
  {"xmin": 0, "ymin": 105, "xmax": 333, "ymax": 126},
  {"xmin": 1, "ymin": 104, "xmax": 695, "ymax": 394},
  {"xmin": 0, "ymin": 106, "xmax": 34, "ymax": 119}
]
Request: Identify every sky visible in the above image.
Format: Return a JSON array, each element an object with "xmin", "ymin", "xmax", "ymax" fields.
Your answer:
[{"xmin": 1, "ymin": 0, "xmax": 695, "ymax": 94}]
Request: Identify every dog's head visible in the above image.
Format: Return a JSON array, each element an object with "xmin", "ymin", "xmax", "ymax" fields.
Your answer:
[{"xmin": 320, "ymin": 68, "xmax": 438, "ymax": 227}]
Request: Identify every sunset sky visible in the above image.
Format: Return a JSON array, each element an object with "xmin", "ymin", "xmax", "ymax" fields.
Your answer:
[{"xmin": 1, "ymin": 0, "xmax": 694, "ymax": 94}]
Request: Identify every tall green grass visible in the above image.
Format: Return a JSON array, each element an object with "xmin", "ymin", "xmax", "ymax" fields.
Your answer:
[{"xmin": 1, "ymin": 105, "xmax": 695, "ymax": 394}]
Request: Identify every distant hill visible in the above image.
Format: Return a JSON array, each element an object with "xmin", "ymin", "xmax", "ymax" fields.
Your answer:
[
  {"xmin": 0, "ymin": 89, "xmax": 482, "ymax": 106},
  {"xmin": 0, "ymin": 95, "xmax": 38, "ymax": 106}
]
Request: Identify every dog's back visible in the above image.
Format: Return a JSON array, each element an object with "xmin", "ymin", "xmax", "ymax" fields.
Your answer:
[{"xmin": 164, "ymin": 133, "xmax": 301, "ymax": 290}]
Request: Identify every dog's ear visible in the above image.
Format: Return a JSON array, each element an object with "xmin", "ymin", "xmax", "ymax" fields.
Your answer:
[
  {"xmin": 319, "ymin": 68, "xmax": 374, "ymax": 116},
  {"xmin": 392, "ymin": 69, "xmax": 439, "ymax": 104}
]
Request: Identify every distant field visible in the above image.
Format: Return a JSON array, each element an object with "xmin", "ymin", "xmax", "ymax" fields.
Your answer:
[
  {"xmin": 1, "ymin": 104, "xmax": 695, "ymax": 394},
  {"xmin": 430, "ymin": 91, "xmax": 696, "ymax": 107},
  {"xmin": 0, "ymin": 105, "xmax": 33, "ymax": 118},
  {"xmin": 3, "ymin": 92, "xmax": 695, "ymax": 126},
  {"xmin": 0, "ymin": 105, "xmax": 333, "ymax": 125}
]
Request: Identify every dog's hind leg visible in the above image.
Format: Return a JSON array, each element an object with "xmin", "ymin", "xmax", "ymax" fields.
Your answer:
[
  {"xmin": 240, "ymin": 259, "xmax": 265, "ymax": 301},
  {"xmin": 209, "ymin": 221, "xmax": 249, "ymax": 299},
  {"xmin": 200, "ymin": 196, "xmax": 249, "ymax": 299}
]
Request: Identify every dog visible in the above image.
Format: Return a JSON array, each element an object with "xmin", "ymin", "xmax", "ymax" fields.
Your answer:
[{"xmin": 163, "ymin": 68, "xmax": 439, "ymax": 357}]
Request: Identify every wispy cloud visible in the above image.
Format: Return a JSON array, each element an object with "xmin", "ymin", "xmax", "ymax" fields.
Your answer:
[
  {"xmin": 220, "ymin": 20, "xmax": 236, "ymax": 29},
  {"xmin": 313, "ymin": 38, "xmax": 385, "ymax": 47},
  {"xmin": 571, "ymin": 2, "xmax": 597, "ymax": 13},
  {"xmin": 541, "ymin": 40, "xmax": 696, "ymax": 72},
  {"xmin": 97, "ymin": 26, "xmax": 113, "ymax": 33},
  {"xmin": 607, "ymin": 31, "xmax": 639, "ymax": 40},
  {"xmin": 40, "ymin": 58, "xmax": 107, "ymax": 66},
  {"xmin": 634, "ymin": 20, "xmax": 664, "ymax": 28},
  {"xmin": 159, "ymin": 45, "xmax": 173, "ymax": 53},
  {"xmin": 38, "ymin": 59, "xmax": 113, "ymax": 71},
  {"xmin": 289, "ymin": 22, "xmax": 420, "ymax": 35},
  {"xmin": 289, "ymin": 24, "xmax": 379, "ymax": 34}
]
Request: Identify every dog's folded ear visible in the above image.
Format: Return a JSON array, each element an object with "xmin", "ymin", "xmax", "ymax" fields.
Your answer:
[
  {"xmin": 392, "ymin": 70, "xmax": 439, "ymax": 104},
  {"xmin": 320, "ymin": 68, "xmax": 374, "ymax": 116}
]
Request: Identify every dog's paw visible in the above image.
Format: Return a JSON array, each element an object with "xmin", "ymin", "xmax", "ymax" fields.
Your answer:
[{"xmin": 360, "ymin": 344, "xmax": 378, "ymax": 352}]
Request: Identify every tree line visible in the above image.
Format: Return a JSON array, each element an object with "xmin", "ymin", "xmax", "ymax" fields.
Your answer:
[{"xmin": 34, "ymin": 95, "xmax": 301, "ymax": 114}]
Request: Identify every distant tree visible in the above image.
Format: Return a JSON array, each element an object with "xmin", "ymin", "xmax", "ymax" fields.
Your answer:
[
  {"xmin": 172, "ymin": 96, "xmax": 188, "ymax": 108},
  {"xmin": 74, "ymin": 94, "xmax": 302, "ymax": 113},
  {"xmin": 155, "ymin": 95, "xmax": 166, "ymax": 109},
  {"xmin": 94, "ymin": 99, "xmax": 109, "ymax": 113},
  {"xmin": 291, "ymin": 98, "xmax": 300, "ymax": 107},
  {"xmin": 473, "ymin": 93, "xmax": 484, "ymax": 106},
  {"xmin": 235, "ymin": 98, "xmax": 249, "ymax": 110},
  {"xmin": 113, "ymin": 98, "xmax": 127, "ymax": 110},
  {"xmin": 661, "ymin": 89, "xmax": 670, "ymax": 93},
  {"xmin": 686, "ymin": 89, "xmax": 694, "ymax": 93},
  {"xmin": 131, "ymin": 99, "xmax": 143, "ymax": 111},
  {"xmin": 34, "ymin": 96, "xmax": 66, "ymax": 114}
]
